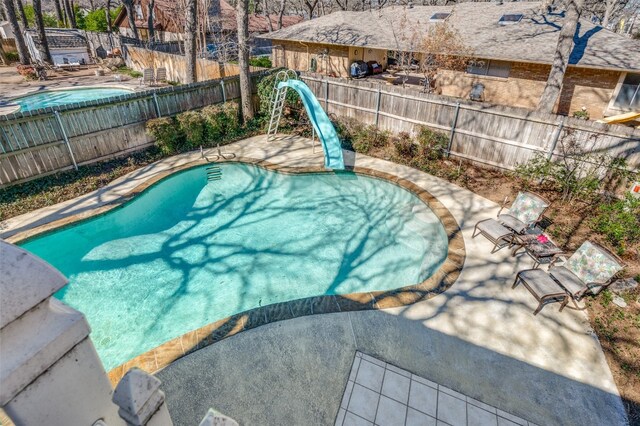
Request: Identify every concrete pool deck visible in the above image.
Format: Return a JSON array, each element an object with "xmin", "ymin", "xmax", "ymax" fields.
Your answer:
[
  {"xmin": 0, "ymin": 66, "xmax": 150, "ymax": 115},
  {"xmin": 0, "ymin": 135, "xmax": 627, "ymax": 425}
]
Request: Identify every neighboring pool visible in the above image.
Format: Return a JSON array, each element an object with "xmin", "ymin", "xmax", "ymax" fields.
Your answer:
[
  {"xmin": 21, "ymin": 163, "xmax": 449, "ymax": 369},
  {"xmin": 12, "ymin": 87, "xmax": 133, "ymax": 112}
]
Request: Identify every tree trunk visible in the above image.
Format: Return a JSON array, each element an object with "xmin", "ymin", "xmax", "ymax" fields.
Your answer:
[
  {"xmin": 236, "ymin": 0, "xmax": 254, "ymax": 121},
  {"xmin": 14, "ymin": 0, "xmax": 27, "ymax": 29},
  {"xmin": 184, "ymin": 0, "xmax": 197, "ymax": 83},
  {"xmin": 121, "ymin": 0, "xmax": 139, "ymax": 40},
  {"xmin": 32, "ymin": 0, "xmax": 52, "ymax": 63},
  {"xmin": 53, "ymin": 0, "xmax": 64, "ymax": 26},
  {"xmin": 147, "ymin": 0, "xmax": 155, "ymax": 42},
  {"xmin": 105, "ymin": 0, "xmax": 111, "ymax": 32},
  {"xmin": 262, "ymin": 0, "xmax": 273, "ymax": 32},
  {"xmin": 537, "ymin": 0, "xmax": 585, "ymax": 114},
  {"xmin": 0, "ymin": 39, "xmax": 8, "ymax": 65},
  {"xmin": 277, "ymin": 0, "xmax": 286, "ymax": 29},
  {"xmin": 1, "ymin": 0, "xmax": 30, "ymax": 64},
  {"xmin": 601, "ymin": 0, "xmax": 618, "ymax": 28},
  {"xmin": 63, "ymin": 0, "xmax": 76, "ymax": 28}
]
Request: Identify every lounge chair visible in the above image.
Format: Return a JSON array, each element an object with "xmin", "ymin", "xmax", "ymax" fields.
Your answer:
[
  {"xmin": 140, "ymin": 68, "xmax": 155, "ymax": 86},
  {"xmin": 513, "ymin": 241, "xmax": 623, "ymax": 315},
  {"xmin": 472, "ymin": 191, "xmax": 550, "ymax": 252},
  {"xmin": 156, "ymin": 67, "xmax": 167, "ymax": 84}
]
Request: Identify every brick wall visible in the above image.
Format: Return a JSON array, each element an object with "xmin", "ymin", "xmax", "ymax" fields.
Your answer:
[
  {"xmin": 272, "ymin": 40, "xmax": 349, "ymax": 77},
  {"xmin": 271, "ymin": 42, "xmax": 622, "ymax": 119},
  {"xmin": 439, "ymin": 61, "xmax": 621, "ymax": 119},
  {"xmin": 558, "ymin": 67, "xmax": 620, "ymax": 118}
]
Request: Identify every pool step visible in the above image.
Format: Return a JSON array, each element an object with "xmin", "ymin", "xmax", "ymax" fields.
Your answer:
[{"xmin": 206, "ymin": 165, "xmax": 222, "ymax": 181}]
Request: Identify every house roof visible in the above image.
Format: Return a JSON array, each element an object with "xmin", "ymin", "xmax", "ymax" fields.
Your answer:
[
  {"xmin": 260, "ymin": 1, "xmax": 640, "ymax": 72},
  {"xmin": 25, "ymin": 28, "xmax": 87, "ymax": 49},
  {"xmin": 114, "ymin": 0, "xmax": 303, "ymax": 35}
]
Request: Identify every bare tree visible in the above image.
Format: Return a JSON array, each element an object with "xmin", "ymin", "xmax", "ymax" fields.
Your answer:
[
  {"xmin": 277, "ymin": 0, "xmax": 288, "ymax": 28},
  {"xmin": 184, "ymin": 0, "xmax": 197, "ymax": 83},
  {"xmin": 236, "ymin": 0, "xmax": 254, "ymax": 121},
  {"xmin": 537, "ymin": 0, "xmax": 585, "ymax": 114},
  {"xmin": 53, "ymin": 0, "xmax": 64, "ymax": 26},
  {"xmin": 105, "ymin": 0, "xmax": 112, "ymax": 32},
  {"xmin": 1, "ymin": 0, "xmax": 30, "ymax": 64},
  {"xmin": 0, "ymin": 42, "xmax": 8, "ymax": 65},
  {"xmin": 121, "ymin": 0, "xmax": 139, "ymax": 39},
  {"xmin": 583, "ymin": 0, "xmax": 628, "ymax": 28},
  {"xmin": 63, "ymin": 0, "xmax": 76, "ymax": 27},
  {"xmin": 33, "ymin": 0, "xmax": 52, "ymax": 63},
  {"xmin": 418, "ymin": 23, "xmax": 473, "ymax": 93},
  {"xmin": 147, "ymin": 0, "xmax": 155, "ymax": 41},
  {"xmin": 303, "ymin": 0, "xmax": 319, "ymax": 18},
  {"xmin": 14, "ymin": 0, "xmax": 27, "ymax": 28}
]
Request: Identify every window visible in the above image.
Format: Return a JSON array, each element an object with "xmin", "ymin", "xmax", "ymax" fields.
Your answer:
[
  {"xmin": 613, "ymin": 73, "xmax": 640, "ymax": 110},
  {"xmin": 467, "ymin": 60, "xmax": 511, "ymax": 78},
  {"xmin": 498, "ymin": 14, "xmax": 523, "ymax": 25},
  {"xmin": 135, "ymin": 4, "xmax": 144, "ymax": 20},
  {"xmin": 430, "ymin": 12, "xmax": 451, "ymax": 22}
]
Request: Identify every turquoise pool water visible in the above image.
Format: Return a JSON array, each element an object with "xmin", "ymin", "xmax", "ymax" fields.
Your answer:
[
  {"xmin": 13, "ymin": 87, "xmax": 133, "ymax": 112},
  {"xmin": 21, "ymin": 163, "xmax": 448, "ymax": 369}
]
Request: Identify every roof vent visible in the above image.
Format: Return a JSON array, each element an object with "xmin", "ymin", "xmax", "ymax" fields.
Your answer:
[
  {"xmin": 498, "ymin": 13, "xmax": 523, "ymax": 25},
  {"xmin": 430, "ymin": 12, "xmax": 451, "ymax": 22}
]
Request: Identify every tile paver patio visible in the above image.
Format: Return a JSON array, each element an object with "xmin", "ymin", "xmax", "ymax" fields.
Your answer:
[{"xmin": 338, "ymin": 352, "xmax": 534, "ymax": 426}]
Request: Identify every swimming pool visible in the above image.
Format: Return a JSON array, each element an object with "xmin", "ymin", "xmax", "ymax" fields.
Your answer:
[
  {"xmin": 11, "ymin": 87, "xmax": 133, "ymax": 112},
  {"xmin": 21, "ymin": 163, "xmax": 449, "ymax": 369}
]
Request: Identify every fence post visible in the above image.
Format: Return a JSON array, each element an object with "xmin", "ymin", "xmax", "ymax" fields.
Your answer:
[
  {"xmin": 220, "ymin": 79, "xmax": 227, "ymax": 103},
  {"xmin": 54, "ymin": 111, "xmax": 78, "ymax": 171},
  {"xmin": 446, "ymin": 102, "xmax": 461, "ymax": 158},
  {"xmin": 152, "ymin": 91, "xmax": 162, "ymax": 117},
  {"xmin": 324, "ymin": 80, "xmax": 329, "ymax": 111},
  {"xmin": 547, "ymin": 117, "xmax": 565, "ymax": 160},
  {"xmin": 375, "ymin": 88, "xmax": 381, "ymax": 126}
]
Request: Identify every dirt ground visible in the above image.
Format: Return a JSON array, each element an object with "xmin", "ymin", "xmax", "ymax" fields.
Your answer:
[{"xmin": 368, "ymin": 146, "xmax": 640, "ymax": 423}]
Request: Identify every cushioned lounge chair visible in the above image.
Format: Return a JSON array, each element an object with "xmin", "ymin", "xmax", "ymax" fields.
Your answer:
[
  {"xmin": 513, "ymin": 241, "xmax": 623, "ymax": 315},
  {"xmin": 472, "ymin": 191, "xmax": 550, "ymax": 252}
]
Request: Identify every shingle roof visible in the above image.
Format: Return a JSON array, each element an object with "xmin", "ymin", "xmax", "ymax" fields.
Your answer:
[
  {"xmin": 25, "ymin": 28, "xmax": 87, "ymax": 49},
  {"xmin": 260, "ymin": 1, "xmax": 640, "ymax": 72}
]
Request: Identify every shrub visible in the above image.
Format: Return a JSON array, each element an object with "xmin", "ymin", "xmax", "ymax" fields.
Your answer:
[
  {"xmin": 514, "ymin": 131, "xmax": 631, "ymax": 202},
  {"xmin": 249, "ymin": 56, "xmax": 272, "ymax": 68},
  {"xmin": 146, "ymin": 117, "xmax": 184, "ymax": 154},
  {"xmin": 6, "ymin": 52, "xmax": 19, "ymax": 63},
  {"xmin": 177, "ymin": 111, "xmax": 206, "ymax": 148},
  {"xmin": 116, "ymin": 66, "xmax": 142, "ymax": 78},
  {"xmin": 16, "ymin": 64, "xmax": 37, "ymax": 80},
  {"xmin": 572, "ymin": 109, "xmax": 590, "ymax": 120},
  {"xmin": 591, "ymin": 193, "xmax": 640, "ymax": 254},
  {"xmin": 416, "ymin": 127, "xmax": 448, "ymax": 161},
  {"xmin": 201, "ymin": 101, "xmax": 240, "ymax": 143},
  {"xmin": 393, "ymin": 132, "xmax": 415, "ymax": 158},
  {"xmin": 256, "ymin": 71, "xmax": 301, "ymax": 120}
]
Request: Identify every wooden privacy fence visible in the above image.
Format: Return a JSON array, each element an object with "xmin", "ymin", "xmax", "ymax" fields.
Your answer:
[
  {"xmin": 0, "ymin": 74, "xmax": 260, "ymax": 186},
  {"xmin": 300, "ymin": 74, "xmax": 640, "ymax": 171},
  {"xmin": 125, "ymin": 46, "xmax": 266, "ymax": 83}
]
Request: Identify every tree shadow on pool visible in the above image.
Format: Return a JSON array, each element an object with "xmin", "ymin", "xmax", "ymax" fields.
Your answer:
[{"xmin": 42, "ymin": 163, "xmax": 446, "ymax": 367}]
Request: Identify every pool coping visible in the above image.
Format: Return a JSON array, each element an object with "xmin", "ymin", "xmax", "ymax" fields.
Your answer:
[
  {"xmin": 1, "ymin": 84, "xmax": 139, "ymax": 115},
  {"xmin": 6, "ymin": 157, "xmax": 465, "ymax": 385}
]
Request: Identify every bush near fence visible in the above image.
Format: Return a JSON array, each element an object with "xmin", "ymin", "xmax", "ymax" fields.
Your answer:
[
  {"xmin": 299, "ymin": 73, "xmax": 640, "ymax": 172},
  {"xmin": 0, "ymin": 72, "xmax": 267, "ymax": 186},
  {"xmin": 124, "ymin": 46, "xmax": 266, "ymax": 83}
]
